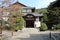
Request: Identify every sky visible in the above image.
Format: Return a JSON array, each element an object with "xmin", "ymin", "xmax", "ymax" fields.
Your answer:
[
  {"xmin": 18, "ymin": 0, "xmax": 56, "ymax": 9},
  {"xmin": 0, "ymin": 0, "xmax": 56, "ymax": 9}
]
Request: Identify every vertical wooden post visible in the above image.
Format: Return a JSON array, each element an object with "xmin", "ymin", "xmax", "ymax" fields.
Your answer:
[
  {"xmin": 0, "ymin": 27, "xmax": 2, "ymax": 40},
  {"xmin": 11, "ymin": 31, "xmax": 13, "ymax": 36},
  {"xmin": 0, "ymin": 19, "xmax": 2, "ymax": 40},
  {"xmin": 49, "ymin": 31, "xmax": 51, "ymax": 40}
]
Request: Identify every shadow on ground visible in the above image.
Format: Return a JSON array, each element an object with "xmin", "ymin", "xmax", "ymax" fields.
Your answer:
[{"xmin": 17, "ymin": 33, "xmax": 49, "ymax": 40}]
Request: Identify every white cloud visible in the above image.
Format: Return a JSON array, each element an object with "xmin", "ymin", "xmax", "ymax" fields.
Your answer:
[{"xmin": 36, "ymin": 0, "xmax": 56, "ymax": 9}]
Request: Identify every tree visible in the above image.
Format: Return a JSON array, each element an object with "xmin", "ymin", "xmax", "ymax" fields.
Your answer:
[
  {"xmin": 35, "ymin": 8, "xmax": 48, "ymax": 22},
  {"xmin": 0, "ymin": 0, "xmax": 25, "ymax": 31},
  {"xmin": 47, "ymin": 0, "xmax": 60, "ymax": 29},
  {"xmin": 0, "ymin": 0, "xmax": 14, "ymax": 29},
  {"xmin": 8, "ymin": 9, "xmax": 25, "ymax": 31}
]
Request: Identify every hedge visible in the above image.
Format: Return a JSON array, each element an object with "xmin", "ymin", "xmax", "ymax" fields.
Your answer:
[{"xmin": 40, "ymin": 23, "xmax": 47, "ymax": 31}]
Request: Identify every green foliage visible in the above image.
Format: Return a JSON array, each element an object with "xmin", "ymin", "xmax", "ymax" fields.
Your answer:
[
  {"xmin": 48, "ymin": 0, "xmax": 60, "ymax": 21},
  {"xmin": 0, "ymin": 20, "xmax": 6, "ymax": 29},
  {"xmin": 47, "ymin": 0, "xmax": 60, "ymax": 28},
  {"xmin": 35, "ymin": 8, "xmax": 48, "ymax": 13},
  {"xmin": 8, "ymin": 10, "xmax": 25, "ymax": 31},
  {"xmin": 55, "ymin": 23, "xmax": 60, "ymax": 29},
  {"xmin": 35, "ymin": 8, "xmax": 49, "ymax": 22},
  {"xmin": 16, "ymin": 16, "xmax": 25, "ymax": 30},
  {"xmin": 9, "ymin": 17, "xmax": 25, "ymax": 31},
  {"xmin": 10, "ymin": 25, "xmax": 21, "ymax": 31},
  {"xmin": 43, "ymin": 13, "xmax": 48, "ymax": 22},
  {"xmin": 47, "ymin": 7, "xmax": 60, "ymax": 22},
  {"xmin": 48, "ymin": 0, "xmax": 60, "ymax": 9},
  {"xmin": 40, "ymin": 23, "xmax": 47, "ymax": 31}
]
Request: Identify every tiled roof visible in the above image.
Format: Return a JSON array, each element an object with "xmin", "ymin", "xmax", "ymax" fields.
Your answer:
[
  {"xmin": 23, "ymin": 13, "xmax": 43, "ymax": 17},
  {"xmin": 9, "ymin": 2, "xmax": 27, "ymax": 7}
]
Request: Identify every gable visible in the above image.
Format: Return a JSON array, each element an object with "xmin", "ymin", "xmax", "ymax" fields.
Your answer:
[
  {"xmin": 9, "ymin": 2, "xmax": 27, "ymax": 7},
  {"xmin": 8, "ymin": 2, "xmax": 27, "ymax": 10}
]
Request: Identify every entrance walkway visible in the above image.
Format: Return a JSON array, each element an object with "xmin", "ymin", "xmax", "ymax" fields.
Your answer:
[{"xmin": 2, "ymin": 28, "xmax": 50, "ymax": 40}]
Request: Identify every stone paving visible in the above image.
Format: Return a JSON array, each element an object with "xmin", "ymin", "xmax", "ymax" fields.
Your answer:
[{"xmin": 2, "ymin": 28, "xmax": 59, "ymax": 40}]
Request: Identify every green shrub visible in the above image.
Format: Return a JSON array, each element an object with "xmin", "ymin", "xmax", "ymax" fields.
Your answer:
[
  {"xmin": 10, "ymin": 17, "xmax": 25, "ymax": 31},
  {"xmin": 8, "ymin": 10, "xmax": 25, "ymax": 31},
  {"xmin": 0, "ymin": 20, "xmax": 6, "ymax": 30},
  {"xmin": 16, "ymin": 16, "xmax": 25, "ymax": 30},
  {"xmin": 9, "ymin": 25, "xmax": 23, "ymax": 31},
  {"xmin": 9, "ymin": 25, "xmax": 15, "ymax": 31},
  {"xmin": 55, "ymin": 23, "xmax": 60, "ymax": 29},
  {"xmin": 40, "ymin": 23, "xmax": 47, "ymax": 31}
]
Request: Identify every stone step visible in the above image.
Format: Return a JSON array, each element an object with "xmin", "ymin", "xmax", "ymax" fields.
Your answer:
[{"xmin": 22, "ymin": 28, "xmax": 39, "ymax": 33}]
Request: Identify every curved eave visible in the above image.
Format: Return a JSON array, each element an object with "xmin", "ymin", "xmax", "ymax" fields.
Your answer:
[{"xmin": 23, "ymin": 13, "xmax": 43, "ymax": 17}]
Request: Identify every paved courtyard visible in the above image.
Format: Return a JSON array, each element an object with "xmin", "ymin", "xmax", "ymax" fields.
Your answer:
[{"xmin": 2, "ymin": 28, "xmax": 60, "ymax": 40}]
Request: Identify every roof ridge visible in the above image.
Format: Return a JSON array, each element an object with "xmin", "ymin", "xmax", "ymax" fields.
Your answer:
[{"xmin": 8, "ymin": 1, "xmax": 27, "ymax": 7}]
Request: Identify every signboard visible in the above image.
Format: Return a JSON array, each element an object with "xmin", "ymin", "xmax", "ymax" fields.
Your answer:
[
  {"xmin": 24, "ymin": 14, "xmax": 35, "ymax": 20},
  {"xmin": 26, "ymin": 14, "xmax": 34, "ymax": 17}
]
